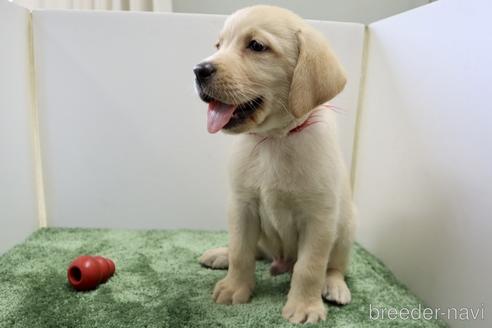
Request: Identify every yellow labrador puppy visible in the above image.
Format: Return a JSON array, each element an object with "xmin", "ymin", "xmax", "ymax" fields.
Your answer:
[{"xmin": 194, "ymin": 5, "xmax": 356, "ymax": 324}]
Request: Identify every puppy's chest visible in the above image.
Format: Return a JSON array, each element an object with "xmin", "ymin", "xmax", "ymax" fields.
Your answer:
[
  {"xmin": 258, "ymin": 189, "xmax": 299, "ymax": 222},
  {"xmin": 241, "ymin": 141, "xmax": 310, "ymax": 191},
  {"xmin": 258, "ymin": 189, "xmax": 300, "ymax": 259},
  {"xmin": 238, "ymin": 144, "xmax": 313, "ymax": 259}
]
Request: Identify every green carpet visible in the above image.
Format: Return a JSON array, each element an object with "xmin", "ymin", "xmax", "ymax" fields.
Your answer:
[{"xmin": 0, "ymin": 228, "xmax": 446, "ymax": 328}]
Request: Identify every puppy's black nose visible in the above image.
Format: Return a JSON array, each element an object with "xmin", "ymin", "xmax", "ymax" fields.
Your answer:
[{"xmin": 193, "ymin": 62, "xmax": 216, "ymax": 81}]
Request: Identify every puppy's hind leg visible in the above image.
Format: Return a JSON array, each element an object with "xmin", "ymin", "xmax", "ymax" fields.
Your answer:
[
  {"xmin": 323, "ymin": 268, "xmax": 351, "ymax": 305},
  {"xmin": 323, "ymin": 203, "xmax": 356, "ymax": 305},
  {"xmin": 199, "ymin": 247, "xmax": 229, "ymax": 269},
  {"xmin": 199, "ymin": 245, "xmax": 267, "ymax": 270}
]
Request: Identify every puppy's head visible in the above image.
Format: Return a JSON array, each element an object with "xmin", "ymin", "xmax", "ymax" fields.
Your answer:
[{"xmin": 194, "ymin": 5, "xmax": 346, "ymax": 135}]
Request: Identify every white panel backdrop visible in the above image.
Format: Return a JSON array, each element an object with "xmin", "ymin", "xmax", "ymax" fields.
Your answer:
[
  {"xmin": 354, "ymin": 0, "xmax": 492, "ymax": 326},
  {"xmin": 0, "ymin": 1, "xmax": 38, "ymax": 254},
  {"xmin": 32, "ymin": 10, "xmax": 365, "ymax": 229}
]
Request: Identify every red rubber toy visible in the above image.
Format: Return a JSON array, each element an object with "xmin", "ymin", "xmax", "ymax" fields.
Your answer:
[{"xmin": 67, "ymin": 255, "xmax": 116, "ymax": 291}]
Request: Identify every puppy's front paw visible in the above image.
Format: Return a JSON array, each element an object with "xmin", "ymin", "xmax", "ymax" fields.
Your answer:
[
  {"xmin": 282, "ymin": 298, "xmax": 326, "ymax": 324},
  {"xmin": 213, "ymin": 277, "xmax": 253, "ymax": 304},
  {"xmin": 199, "ymin": 247, "xmax": 229, "ymax": 269}
]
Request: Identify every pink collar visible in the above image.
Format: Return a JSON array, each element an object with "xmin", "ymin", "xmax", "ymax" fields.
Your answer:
[
  {"xmin": 250, "ymin": 103, "xmax": 337, "ymax": 138},
  {"xmin": 250, "ymin": 104, "xmax": 336, "ymax": 153},
  {"xmin": 288, "ymin": 108, "xmax": 324, "ymax": 135}
]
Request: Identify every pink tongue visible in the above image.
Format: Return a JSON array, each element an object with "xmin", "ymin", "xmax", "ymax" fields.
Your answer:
[{"xmin": 207, "ymin": 101, "xmax": 236, "ymax": 133}]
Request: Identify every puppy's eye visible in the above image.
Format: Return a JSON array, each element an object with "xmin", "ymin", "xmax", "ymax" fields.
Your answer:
[
  {"xmin": 215, "ymin": 43, "xmax": 220, "ymax": 49},
  {"xmin": 247, "ymin": 40, "xmax": 267, "ymax": 52}
]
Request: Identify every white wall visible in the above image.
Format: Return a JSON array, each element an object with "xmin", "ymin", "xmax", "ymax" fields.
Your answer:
[
  {"xmin": 32, "ymin": 10, "xmax": 365, "ymax": 229},
  {"xmin": 0, "ymin": 1, "xmax": 39, "ymax": 254},
  {"xmin": 172, "ymin": 0, "xmax": 431, "ymax": 24},
  {"xmin": 354, "ymin": 0, "xmax": 492, "ymax": 326}
]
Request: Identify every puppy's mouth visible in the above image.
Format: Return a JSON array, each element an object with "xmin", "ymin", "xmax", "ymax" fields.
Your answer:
[{"xmin": 203, "ymin": 95, "xmax": 263, "ymax": 133}]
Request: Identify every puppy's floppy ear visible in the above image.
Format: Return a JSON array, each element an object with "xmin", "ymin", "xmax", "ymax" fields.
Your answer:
[{"xmin": 288, "ymin": 27, "xmax": 347, "ymax": 118}]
